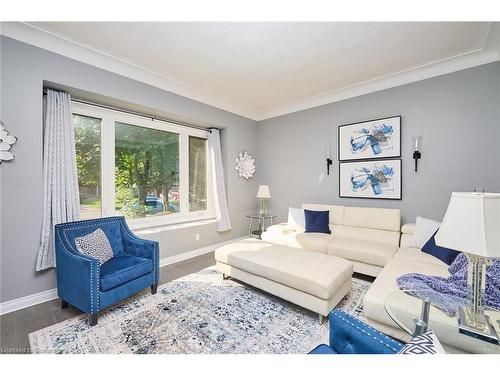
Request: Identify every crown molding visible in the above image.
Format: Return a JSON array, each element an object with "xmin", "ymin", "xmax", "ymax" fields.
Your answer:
[
  {"xmin": 255, "ymin": 48, "xmax": 500, "ymax": 121},
  {"xmin": 0, "ymin": 22, "xmax": 260, "ymax": 120},
  {"xmin": 1, "ymin": 22, "xmax": 498, "ymax": 122}
]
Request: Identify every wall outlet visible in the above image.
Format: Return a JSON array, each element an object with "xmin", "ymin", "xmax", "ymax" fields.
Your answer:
[{"xmin": 195, "ymin": 233, "xmax": 200, "ymax": 241}]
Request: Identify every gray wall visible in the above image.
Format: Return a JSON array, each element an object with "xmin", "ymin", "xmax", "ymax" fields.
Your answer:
[
  {"xmin": 257, "ymin": 62, "xmax": 500, "ymax": 224},
  {"xmin": 0, "ymin": 37, "xmax": 259, "ymax": 303},
  {"xmin": 2, "ymin": 35, "xmax": 500, "ymax": 304}
]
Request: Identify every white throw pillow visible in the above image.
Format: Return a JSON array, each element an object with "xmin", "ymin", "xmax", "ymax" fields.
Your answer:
[
  {"xmin": 410, "ymin": 216, "xmax": 441, "ymax": 249},
  {"xmin": 398, "ymin": 331, "xmax": 446, "ymax": 354},
  {"xmin": 75, "ymin": 228, "xmax": 114, "ymax": 265},
  {"xmin": 287, "ymin": 207, "xmax": 305, "ymax": 232}
]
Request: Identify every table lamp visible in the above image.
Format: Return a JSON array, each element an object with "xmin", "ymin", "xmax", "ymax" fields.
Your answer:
[
  {"xmin": 435, "ymin": 192, "xmax": 500, "ymax": 344},
  {"xmin": 256, "ymin": 185, "xmax": 271, "ymax": 215}
]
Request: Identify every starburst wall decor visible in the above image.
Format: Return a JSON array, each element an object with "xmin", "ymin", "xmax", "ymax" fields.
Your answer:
[
  {"xmin": 0, "ymin": 121, "xmax": 18, "ymax": 163},
  {"xmin": 235, "ymin": 151, "xmax": 255, "ymax": 179}
]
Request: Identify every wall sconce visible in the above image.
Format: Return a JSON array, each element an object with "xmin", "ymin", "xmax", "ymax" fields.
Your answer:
[
  {"xmin": 326, "ymin": 147, "xmax": 333, "ymax": 175},
  {"xmin": 412, "ymin": 136, "xmax": 422, "ymax": 172}
]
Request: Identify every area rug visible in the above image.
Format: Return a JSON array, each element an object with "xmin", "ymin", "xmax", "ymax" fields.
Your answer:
[{"xmin": 29, "ymin": 267, "xmax": 371, "ymax": 354}]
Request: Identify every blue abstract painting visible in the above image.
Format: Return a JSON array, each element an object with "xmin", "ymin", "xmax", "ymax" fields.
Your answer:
[
  {"xmin": 339, "ymin": 116, "xmax": 401, "ymax": 161},
  {"xmin": 340, "ymin": 160, "xmax": 401, "ymax": 200}
]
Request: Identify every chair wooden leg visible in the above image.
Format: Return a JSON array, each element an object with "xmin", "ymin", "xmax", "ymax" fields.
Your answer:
[
  {"xmin": 88, "ymin": 313, "xmax": 98, "ymax": 326},
  {"xmin": 61, "ymin": 299, "xmax": 68, "ymax": 309},
  {"xmin": 318, "ymin": 314, "xmax": 326, "ymax": 324},
  {"xmin": 151, "ymin": 284, "xmax": 158, "ymax": 295}
]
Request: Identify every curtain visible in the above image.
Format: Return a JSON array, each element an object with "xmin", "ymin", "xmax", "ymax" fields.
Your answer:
[
  {"xmin": 36, "ymin": 90, "xmax": 80, "ymax": 271},
  {"xmin": 208, "ymin": 128, "xmax": 232, "ymax": 232}
]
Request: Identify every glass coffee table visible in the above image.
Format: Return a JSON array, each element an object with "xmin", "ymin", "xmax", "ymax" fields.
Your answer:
[{"xmin": 384, "ymin": 290, "xmax": 500, "ymax": 353}]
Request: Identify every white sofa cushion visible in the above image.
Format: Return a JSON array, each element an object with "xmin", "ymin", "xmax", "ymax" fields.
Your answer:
[
  {"xmin": 343, "ymin": 206, "xmax": 401, "ymax": 232},
  {"xmin": 363, "ymin": 248, "xmax": 449, "ymax": 327},
  {"xmin": 400, "ymin": 223, "xmax": 416, "ymax": 247},
  {"xmin": 401, "ymin": 223, "xmax": 416, "ymax": 234},
  {"xmin": 409, "ymin": 216, "xmax": 441, "ymax": 248},
  {"xmin": 215, "ymin": 238, "xmax": 352, "ymax": 300},
  {"xmin": 394, "ymin": 246, "xmax": 449, "ymax": 268},
  {"xmin": 328, "ymin": 237, "xmax": 399, "ymax": 267},
  {"xmin": 332, "ymin": 224, "xmax": 401, "ymax": 246},
  {"xmin": 262, "ymin": 226, "xmax": 331, "ymax": 254},
  {"xmin": 287, "ymin": 207, "xmax": 305, "ymax": 232},
  {"xmin": 264, "ymin": 223, "xmax": 291, "ymax": 234}
]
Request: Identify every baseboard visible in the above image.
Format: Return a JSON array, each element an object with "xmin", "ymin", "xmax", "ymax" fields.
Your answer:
[
  {"xmin": 0, "ymin": 288, "xmax": 59, "ymax": 316},
  {"xmin": 0, "ymin": 236, "xmax": 247, "ymax": 316},
  {"xmin": 159, "ymin": 236, "xmax": 246, "ymax": 267}
]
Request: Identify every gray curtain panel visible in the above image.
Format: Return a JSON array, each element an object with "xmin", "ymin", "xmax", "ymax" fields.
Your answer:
[
  {"xmin": 208, "ymin": 128, "xmax": 232, "ymax": 232},
  {"xmin": 36, "ymin": 89, "xmax": 80, "ymax": 271}
]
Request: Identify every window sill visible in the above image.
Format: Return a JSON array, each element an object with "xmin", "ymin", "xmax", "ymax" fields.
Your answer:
[{"xmin": 130, "ymin": 216, "xmax": 217, "ymax": 234}]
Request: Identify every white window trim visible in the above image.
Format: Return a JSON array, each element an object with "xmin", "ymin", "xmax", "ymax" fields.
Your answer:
[{"xmin": 72, "ymin": 101, "xmax": 214, "ymax": 229}]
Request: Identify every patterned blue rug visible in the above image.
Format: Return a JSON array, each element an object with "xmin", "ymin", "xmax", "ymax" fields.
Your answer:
[{"xmin": 29, "ymin": 267, "xmax": 371, "ymax": 354}]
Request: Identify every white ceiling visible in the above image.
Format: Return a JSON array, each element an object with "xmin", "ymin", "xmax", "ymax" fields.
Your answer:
[{"xmin": 3, "ymin": 22, "xmax": 500, "ymax": 120}]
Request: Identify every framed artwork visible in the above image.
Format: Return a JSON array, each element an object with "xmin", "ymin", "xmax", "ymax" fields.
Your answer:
[
  {"xmin": 338, "ymin": 116, "xmax": 401, "ymax": 161},
  {"xmin": 339, "ymin": 159, "xmax": 402, "ymax": 200}
]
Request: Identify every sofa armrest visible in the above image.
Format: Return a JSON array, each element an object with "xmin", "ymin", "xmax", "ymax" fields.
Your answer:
[
  {"xmin": 329, "ymin": 309, "xmax": 403, "ymax": 354},
  {"xmin": 120, "ymin": 222, "xmax": 160, "ymax": 284},
  {"xmin": 401, "ymin": 223, "xmax": 415, "ymax": 235},
  {"xmin": 55, "ymin": 228, "xmax": 99, "ymax": 314},
  {"xmin": 265, "ymin": 223, "xmax": 294, "ymax": 234}
]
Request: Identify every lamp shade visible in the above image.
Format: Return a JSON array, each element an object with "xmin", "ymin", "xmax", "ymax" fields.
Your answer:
[
  {"xmin": 256, "ymin": 185, "xmax": 271, "ymax": 199},
  {"xmin": 435, "ymin": 192, "xmax": 500, "ymax": 257}
]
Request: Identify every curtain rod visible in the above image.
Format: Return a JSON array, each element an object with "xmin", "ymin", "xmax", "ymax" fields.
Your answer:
[{"xmin": 43, "ymin": 89, "xmax": 215, "ymax": 133}]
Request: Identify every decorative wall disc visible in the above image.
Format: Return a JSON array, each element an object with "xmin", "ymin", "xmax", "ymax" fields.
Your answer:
[
  {"xmin": 235, "ymin": 151, "xmax": 255, "ymax": 179},
  {"xmin": 0, "ymin": 121, "xmax": 18, "ymax": 162}
]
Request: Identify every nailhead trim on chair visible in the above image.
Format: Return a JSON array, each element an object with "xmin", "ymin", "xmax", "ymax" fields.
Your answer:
[
  {"xmin": 57, "ymin": 217, "xmax": 159, "ymax": 313},
  {"xmin": 56, "ymin": 229, "xmax": 98, "ymax": 313},
  {"xmin": 59, "ymin": 218, "xmax": 123, "ymax": 313},
  {"xmin": 332, "ymin": 310, "xmax": 401, "ymax": 352}
]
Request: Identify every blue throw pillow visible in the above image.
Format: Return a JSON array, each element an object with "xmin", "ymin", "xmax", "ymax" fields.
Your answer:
[
  {"xmin": 421, "ymin": 230, "xmax": 460, "ymax": 265},
  {"xmin": 304, "ymin": 210, "xmax": 331, "ymax": 234}
]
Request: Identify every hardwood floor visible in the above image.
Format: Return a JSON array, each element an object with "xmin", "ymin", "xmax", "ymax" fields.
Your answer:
[{"xmin": 0, "ymin": 251, "xmax": 216, "ymax": 354}]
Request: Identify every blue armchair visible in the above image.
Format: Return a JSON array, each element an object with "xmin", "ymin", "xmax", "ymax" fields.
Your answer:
[
  {"xmin": 55, "ymin": 216, "xmax": 160, "ymax": 326},
  {"xmin": 309, "ymin": 309, "xmax": 403, "ymax": 354}
]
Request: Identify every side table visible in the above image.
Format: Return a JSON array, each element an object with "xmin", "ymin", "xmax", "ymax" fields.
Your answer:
[
  {"xmin": 384, "ymin": 289, "xmax": 500, "ymax": 353},
  {"xmin": 246, "ymin": 213, "xmax": 276, "ymax": 239}
]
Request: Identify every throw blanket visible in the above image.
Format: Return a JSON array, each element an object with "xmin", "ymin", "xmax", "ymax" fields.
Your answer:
[{"xmin": 396, "ymin": 253, "xmax": 500, "ymax": 316}]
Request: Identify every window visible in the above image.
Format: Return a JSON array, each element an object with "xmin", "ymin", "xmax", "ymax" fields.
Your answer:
[
  {"xmin": 189, "ymin": 136, "xmax": 207, "ymax": 212},
  {"xmin": 115, "ymin": 122, "xmax": 180, "ymax": 219},
  {"xmin": 74, "ymin": 114, "xmax": 102, "ymax": 220},
  {"xmin": 72, "ymin": 102, "xmax": 212, "ymax": 228}
]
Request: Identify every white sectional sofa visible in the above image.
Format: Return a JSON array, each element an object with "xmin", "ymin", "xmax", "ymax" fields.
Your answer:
[
  {"xmin": 262, "ymin": 203, "xmax": 401, "ymax": 277},
  {"xmin": 215, "ymin": 203, "xmax": 498, "ymax": 353},
  {"xmin": 363, "ymin": 223, "xmax": 500, "ymax": 354},
  {"xmin": 257, "ymin": 203, "xmax": 499, "ymax": 353}
]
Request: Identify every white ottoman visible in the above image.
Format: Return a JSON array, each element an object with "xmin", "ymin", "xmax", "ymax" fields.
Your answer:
[{"xmin": 215, "ymin": 238, "xmax": 353, "ymax": 320}]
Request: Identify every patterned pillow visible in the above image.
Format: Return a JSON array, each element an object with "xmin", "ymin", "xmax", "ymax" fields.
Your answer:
[
  {"xmin": 74, "ymin": 228, "xmax": 114, "ymax": 265},
  {"xmin": 398, "ymin": 331, "xmax": 446, "ymax": 354}
]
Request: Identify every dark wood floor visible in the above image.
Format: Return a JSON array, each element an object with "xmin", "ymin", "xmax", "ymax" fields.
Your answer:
[{"xmin": 0, "ymin": 252, "xmax": 216, "ymax": 354}]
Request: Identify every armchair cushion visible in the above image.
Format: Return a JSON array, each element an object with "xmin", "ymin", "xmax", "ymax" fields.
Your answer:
[
  {"xmin": 75, "ymin": 228, "xmax": 114, "ymax": 265},
  {"xmin": 100, "ymin": 255, "xmax": 153, "ymax": 292}
]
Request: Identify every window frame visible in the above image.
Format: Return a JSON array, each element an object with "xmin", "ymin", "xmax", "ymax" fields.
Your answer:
[{"xmin": 72, "ymin": 101, "xmax": 214, "ymax": 229}]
